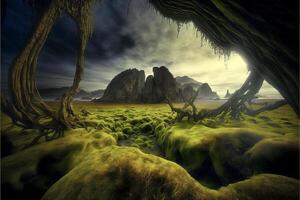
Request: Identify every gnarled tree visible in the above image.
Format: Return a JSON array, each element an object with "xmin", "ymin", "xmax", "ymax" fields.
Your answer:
[
  {"xmin": 2, "ymin": 0, "xmax": 298, "ymax": 136},
  {"xmin": 3, "ymin": 0, "xmax": 96, "ymax": 138}
]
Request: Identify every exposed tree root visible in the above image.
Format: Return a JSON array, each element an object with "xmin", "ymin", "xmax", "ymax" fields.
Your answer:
[
  {"xmin": 244, "ymin": 100, "xmax": 287, "ymax": 116},
  {"xmin": 167, "ymin": 71, "xmax": 286, "ymax": 122}
]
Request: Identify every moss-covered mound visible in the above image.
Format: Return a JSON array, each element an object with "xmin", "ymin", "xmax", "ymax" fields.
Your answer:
[
  {"xmin": 42, "ymin": 146, "xmax": 216, "ymax": 200},
  {"xmin": 41, "ymin": 146, "xmax": 299, "ymax": 200},
  {"xmin": 1, "ymin": 128, "xmax": 116, "ymax": 200},
  {"xmin": 247, "ymin": 134, "xmax": 299, "ymax": 178},
  {"xmin": 1, "ymin": 103, "xmax": 299, "ymax": 199},
  {"xmin": 157, "ymin": 124, "xmax": 299, "ymax": 187},
  {"xmin": 225, "ymin": 174, "xmax": 299, "ymax": 200}
]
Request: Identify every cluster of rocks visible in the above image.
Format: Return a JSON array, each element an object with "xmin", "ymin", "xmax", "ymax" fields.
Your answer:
[{"xmin": 98, "ymin": 66, "xmax": 219, "ymax": 103}]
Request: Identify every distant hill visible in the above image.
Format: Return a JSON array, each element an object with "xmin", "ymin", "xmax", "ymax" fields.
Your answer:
[
  {"xmin": 175, "ymin": 76, "xmax": 219, "ymax": 99},
  {"xmin": 39, "ymin": 87, "xmax": 104, "ymax": 100},
  {"xmin": 175, "ymin": 76, "xmax": 203, "ymax": 88},
  {"xmin": 89, "ymin": 89, "xmax": 105, "ymax": 99}
]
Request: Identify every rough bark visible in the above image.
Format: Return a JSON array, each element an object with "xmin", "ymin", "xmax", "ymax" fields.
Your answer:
[
  {"xmin": 4, "ymin": 0, "xmax": 95, "ymax": 139},
  {"xmin": 200, "ymin": 70, "xmax": 264, "ymax": 120},
  {"xmin": 9, "ymin": 1, "xmax": 60, "ymax": 127},
  {"xmin": 57, "ymin": 2, "xmax": 93, "ymax": 128}
]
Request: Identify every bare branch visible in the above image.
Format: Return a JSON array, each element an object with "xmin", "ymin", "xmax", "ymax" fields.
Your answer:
[{"xmin": 244, "ymin": 100, "xmax": 287, "ymax": 116}]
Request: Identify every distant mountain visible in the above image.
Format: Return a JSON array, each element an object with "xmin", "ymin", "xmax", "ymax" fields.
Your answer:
[
  {"xmin": 176, "ymin": 76, "xmax": 202, "ymax": 85},
  {"xmin": 175, "ymin": 76, "xmax": 219, "ymax": 99},
  {"xmin": 39, "ymin": 87, "xmax": 104, "ymax": 100},
  {"xmin": 89, "ymin": 89, "xmax": 105, "ymax": 99}
]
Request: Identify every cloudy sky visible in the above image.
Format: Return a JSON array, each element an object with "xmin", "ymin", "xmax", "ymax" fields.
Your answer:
[{"xmin": 1, "ymin": 0, "xmax": 281, "ymax": 98}]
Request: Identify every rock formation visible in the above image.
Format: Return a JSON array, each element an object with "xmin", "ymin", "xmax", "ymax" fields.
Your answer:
[
  {"xmin": 100, "ymin": 69, "xmax": 145, "ymax": 102},
  {"xmin": 176, "ymin": 76, "xmax": 219, "ymax": 99},
  {"xmin": 141, "ymin": 75, "xmax": 155, "ymax": 103},
  {"xmin": 175, "ymin": 76, "xmax": 202, "ymax": 90},
  {"xmin": 225, "ymin": 89, "xmax": 232, "ymax": 99},
  {"xmin": 142, "ymin": 66, "xmax": 180, "ymax": 103},
  {"xmin": 197, "ymin": 83, "xmax": 219, "ymax": 99},
  {"xmin": 98, "ymin": 67, "xmax": 220, "ymax": 103}
]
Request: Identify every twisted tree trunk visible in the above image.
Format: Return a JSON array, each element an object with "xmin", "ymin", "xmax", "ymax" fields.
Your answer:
[
  {"xmin": 200, "ymin": 70, "xmax": 264, "ymax": 120},
  {"xmin": 3, "ymin": 0, "xmax": 96, "ymax": 140},
  {"xmin": 9, "ymin": 1, "xmax": 60, "ymax": 127},
  {"xmin": 167, "ymin": 70, "xmax": 267, "ymax": 121},
  {"xmin": 57, "ymin": 6, "xmax": 93, "ymax": 129},
  {"xmin": 244, "ymin": 100, "xmax": 287, "ymax": 116}
]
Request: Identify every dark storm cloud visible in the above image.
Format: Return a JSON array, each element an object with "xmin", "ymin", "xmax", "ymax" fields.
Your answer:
[
  {"xmin": 2, "ymin": 0, "xmax": 138, "ymax": 88},
  {"xmin": 86, "ymin": 0, "xmax": 136, "ymax": 63},
  {"xmin": 1, "ymin": 0, "xmax": 281, "ymax": 98},
  {"xmin": 1, "ymin": 0, "xmax": 35, "ymax": 88}
]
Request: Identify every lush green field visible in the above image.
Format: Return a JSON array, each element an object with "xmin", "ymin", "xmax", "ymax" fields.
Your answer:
[{"xmin": 1, "ymin": 101, "xmax": 299, "ymax": 200}]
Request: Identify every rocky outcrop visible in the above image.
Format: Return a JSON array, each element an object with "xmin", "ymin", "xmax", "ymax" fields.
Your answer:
[
  {"xmin": 141, "ymin": 75, "xmax": 155, "ymax": 102},
  {"xmin": 142, "ymin": 66, "xmax": 180, "ymax": 103},
  {"xmin": 197, "ymin": 83, "xmax": 219, "ymax": 99},
  {"xmin": 100, "ymin": 69, "xmax": 145, "ymax": 102},
  {"xmin": 98, "ymin": 67, "xmax": 219, "ymax": 103},
  {"xmin": 176, "ymin": 76, "xmax": 219, "ymax": 100},
  {"xmin": 225, "ymin": 89, "xmax": 232, "ymax": 99},
  {"xmin": 175, "ymin": 76, "xmax": 202, "ymax": 90}
]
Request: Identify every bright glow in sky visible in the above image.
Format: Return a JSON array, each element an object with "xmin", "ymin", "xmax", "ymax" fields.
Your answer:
[
  {"xmin": 79, "ymin": 0, "xmax": 282, "ymax": 98},
  {"xmin": 1, "ymin": 0, "xmax": 282, "ymax": 99}
]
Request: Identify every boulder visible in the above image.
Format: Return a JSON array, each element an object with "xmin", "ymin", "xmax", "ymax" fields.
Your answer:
[{"xmin": 100, "ymin": 69, "xmax": 145, "ymax": 102}]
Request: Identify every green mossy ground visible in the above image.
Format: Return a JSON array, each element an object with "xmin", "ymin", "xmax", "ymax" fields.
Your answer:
[{"xmin": 1, "ymin": 101, "xmax": 299, "ymax": 199}]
